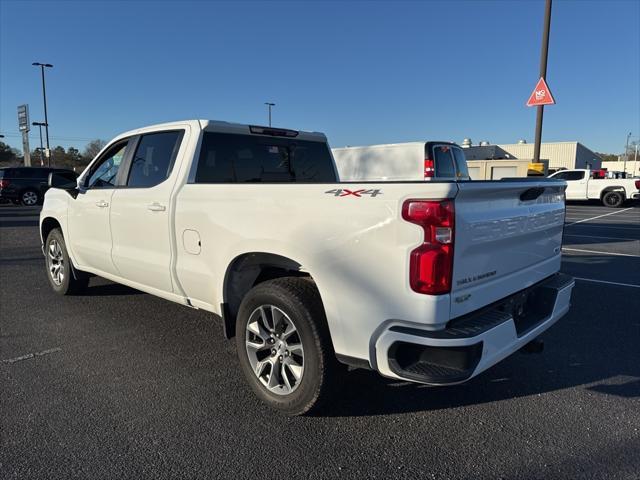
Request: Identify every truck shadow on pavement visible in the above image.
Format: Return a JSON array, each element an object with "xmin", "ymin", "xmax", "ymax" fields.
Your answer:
[{"xmin": 83, "ymin": 281, "xmax": 145, "ymax": 297}]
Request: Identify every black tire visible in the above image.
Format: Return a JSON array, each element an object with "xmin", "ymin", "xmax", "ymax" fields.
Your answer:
[
  {"xmin": 235, "ymin": 277, "xmax": 340, "ymax": 416},
  {"xmin": 44, "ymin": 228, "xmax": 89, "ymax": 295},
  {"xmin": 602, "ymin": 191, "xmax": 624, "ymax": 208},
  {"xmin": 20, "ymin": 189, "xmax": 40, "ymax": 206}
]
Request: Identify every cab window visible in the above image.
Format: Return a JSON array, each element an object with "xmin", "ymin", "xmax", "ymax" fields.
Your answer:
[
  {"xmin": 86, "ymin": 141, "xmax": 128, "ymax": 188},
  {"xmin": 126, "ymin": 131, "xmax": 184, "ymax": 188},
  {"xmin": 554, "ymin": 171, "xmax": 584, "ymax": 181}
]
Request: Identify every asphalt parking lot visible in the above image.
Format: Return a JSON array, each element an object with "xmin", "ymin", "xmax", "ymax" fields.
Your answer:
[{"xmin": 1, "ymin": 201, "xmax": 639, "ymax": 479}]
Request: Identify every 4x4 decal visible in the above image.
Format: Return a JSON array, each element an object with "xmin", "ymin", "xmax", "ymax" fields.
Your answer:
[{"xmin": 325, "ymin": 188, "xmax": 382, "ymax": 197}]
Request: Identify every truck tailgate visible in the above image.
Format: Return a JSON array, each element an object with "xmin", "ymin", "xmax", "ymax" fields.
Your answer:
[{"xmin": 450, "ymin": 180, "xmax": 566, "ymax": 318}]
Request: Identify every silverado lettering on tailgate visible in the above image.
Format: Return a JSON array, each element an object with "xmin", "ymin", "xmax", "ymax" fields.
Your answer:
[{"xmin": 466, "ymin": 208, "xmax": 564, "ymax": 243}]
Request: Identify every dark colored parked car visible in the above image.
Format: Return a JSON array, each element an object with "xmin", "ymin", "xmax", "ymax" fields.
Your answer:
[{"xmin": 0, "ymin": 167, "xmax": 78, "ymax": 206}]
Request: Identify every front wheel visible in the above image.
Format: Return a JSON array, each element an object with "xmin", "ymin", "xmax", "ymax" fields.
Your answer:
[
  {"xmin": 602, "ymin": 191, "xmax": 624, "ymax": 208},
  {"xmin": 235, "ymin": 277, "xmax": 339, "ymax": 415},
  {"xmin": 45, "ymin": 228, "xmax": 89, "ymax": 295}
]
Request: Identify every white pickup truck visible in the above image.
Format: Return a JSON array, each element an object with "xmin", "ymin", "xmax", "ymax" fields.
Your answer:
[
  {"xmin": 548, "ymin": 169, "xmax": 640, "ymax": 207},
  {"xmin": 40, "ymin": 120, "xmax": 574, "ymax": 415}
]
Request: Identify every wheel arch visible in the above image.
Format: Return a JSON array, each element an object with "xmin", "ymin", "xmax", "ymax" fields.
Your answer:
[
  {"xmin": 600, "ymin": 186, "xmax": 626, "ymax": 199},
  {"xmin": 41, "ymin": 216, "xmax": 62, "ymax": 244},
  {"xmin": 222, "ymin": 252, "xmax": 324, "ymax": 339}
]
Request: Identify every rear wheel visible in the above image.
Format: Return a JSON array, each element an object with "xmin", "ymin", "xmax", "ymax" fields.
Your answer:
[
  {"xmin": 45, "ymin": 228, "xmax": 89, "ymax": 295},
  {"xmin": 602, "ymin": 191, "xmax": 624, "ymax": 208},
  {"xmin": 235, "ymin": 277, "xmax": 339, "ymax": 415},
  {"xmin": 21, "ymin": 189, "xmax": 40, "ymax": 206}
]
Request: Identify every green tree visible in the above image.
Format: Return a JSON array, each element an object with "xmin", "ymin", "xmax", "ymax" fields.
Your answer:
[
  {"xmin": 83, "ymin": 139, "xmax": 107, "ymax": 162},
  {"xmin": 596, "ymin": 152, "xmax": 619, "ymax": 162},
  {"xmin": 0, "ymin": 141, "xmax": 22, "ymax": 167}
]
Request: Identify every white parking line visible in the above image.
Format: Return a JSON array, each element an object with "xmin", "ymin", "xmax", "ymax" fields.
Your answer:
[
  {"xmin": 566, "ymin": 216, "xmax": 640, "ymax": 221},
  {"xmin": 562, "ymin": 247, "xmax": 640, "ymax": 257},
  {"xmin": 565, "ymin": 207, "xmax": 633, "ymax": 226},
  {"xmin": 0, "ymin": 347, "xmax": 62, "ymax": 364},
  {"xmin": 573, "ymin": 277, "xmax": 640, "ymax": 289}
]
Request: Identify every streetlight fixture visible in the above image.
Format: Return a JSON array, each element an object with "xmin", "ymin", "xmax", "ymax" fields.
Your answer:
[
  {"xmin": 32, "ymin": 62, "xmax": 53, "ymax": 166},
  {"xmin": 264, "ymin": 102, "xmax": 275, "ymax": 127},
  {"xmin": 32, "ymin": 122, "xmax": 47, "ymax": 165}
]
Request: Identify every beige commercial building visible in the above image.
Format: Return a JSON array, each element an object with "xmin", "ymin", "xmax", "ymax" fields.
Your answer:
[
  {"xmin": 462, "ymin": 141, "xmax": 603, "ymax": 172},
  {"xmin": 496, "ymin": 141, "xmax": 602, "ymax": 171}
]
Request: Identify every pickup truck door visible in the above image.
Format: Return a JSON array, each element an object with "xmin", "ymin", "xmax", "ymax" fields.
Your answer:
[
  {"xmin": 109, "ymin": 129, "xmax": 186, "ymax": 293},
  {"xmin": 67, "ymin": 139, "xmax": 131, "ymax": 274},
  {"xmin": 555, "ymin": 170, "xmax": 587, "ymax": 199}
]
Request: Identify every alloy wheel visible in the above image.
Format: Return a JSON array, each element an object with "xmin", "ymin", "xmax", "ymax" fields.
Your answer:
[
  {"xmin": 605, "ymin": 193, "xmax": 620, "ymax": 207},
  {"xmin": 245, "ymin": 305, "xmax": 304, "ymax": 395},
  {"xmin": 47, "ymin": 239, "xmax": 65, "ymax": 286},
  {"xmin": 22, "ymin": 191, "xmax": 38, "ymax": 206}
]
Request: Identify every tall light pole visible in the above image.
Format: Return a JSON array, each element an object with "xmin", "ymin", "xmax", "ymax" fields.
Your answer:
[
  {"xmin": 532, "ymin": 0, "xmax": 552, "ymax": 163},
  {"xmin": 32, "ymin": 62, "xmax": 53, "ymax": 166},
  {"xmin": 32, "ymin": 122, "xmax": 47, "ymax": 165},
  {"xmin": 623, "ymin": 131, "xmax": 632, "ymax": 175},
  {"xmin": 264, "ymin": 102, "xmax": 275, "ymax": 127}
]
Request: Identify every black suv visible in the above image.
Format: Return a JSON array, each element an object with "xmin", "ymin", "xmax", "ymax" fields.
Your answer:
[{"xmin": 0, "ymin": 167, "xmax": 78, "ymax": 206}]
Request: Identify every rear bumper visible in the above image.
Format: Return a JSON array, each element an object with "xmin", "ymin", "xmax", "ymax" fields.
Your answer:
[
  {"xmin": 373, "ymin": 273, "xmax": 574, "ymax": 385},
  {"xmin": 631, "ymin": 192, "xmax": 640, "ymax": 200}
]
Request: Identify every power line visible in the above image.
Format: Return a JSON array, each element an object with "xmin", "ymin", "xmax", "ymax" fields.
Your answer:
[{"xmin": 0, "ymin": 131, "xmax": 96, "ymax": 142}]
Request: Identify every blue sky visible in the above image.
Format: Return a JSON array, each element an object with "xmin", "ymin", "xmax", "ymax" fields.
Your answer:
[{"xmin": 1, "ymin": 0, "xmax": 638, "ymax": 155}]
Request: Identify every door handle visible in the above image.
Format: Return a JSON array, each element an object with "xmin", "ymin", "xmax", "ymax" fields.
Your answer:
[
  {"xmin": 147, "ymin": 202, "xmax": 166, "ymax": 212},
  {"xmin": 95, "ymin": 201, "xmax": 109, "ymax": 208}
]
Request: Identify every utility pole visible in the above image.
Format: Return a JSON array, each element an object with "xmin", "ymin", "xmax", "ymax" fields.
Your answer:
[
  {"xmin": 533, "ymin": 0, "xmax": 552, "ymax": 163},
  {"xmin": 33, "ymin": 122, "xmax": 47, "ymax": 165},
  {"xmin": 32, "ymin": 62, "xmax": 53, "ymax": 166},
  {"xmin": 264, "ymin": 102, "xmax": 275, "ymax": 127},
  {"xmin": 623, "ymin": 131, "xmax": 631, "ymax": 174}
]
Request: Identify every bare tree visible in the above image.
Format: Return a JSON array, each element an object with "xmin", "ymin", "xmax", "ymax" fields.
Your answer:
[{"xmin": 83, "ymin": 139, "xmax": 107, "ymax": 161}]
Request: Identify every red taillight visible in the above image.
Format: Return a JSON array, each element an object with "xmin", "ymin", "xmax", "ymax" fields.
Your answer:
[
  {"xmin": 402, "ymin": 199, "xmax": 454, "ymax": 295},
  {"xmin": 423, "ymin": 158, "xmax": 435, "ymax": 179},
  {"xmin": 0, "ymin": 179, "xmax": 9, "ymax": 188},
  {"xmin": 635, "ymin": 180, "xmax": 640, "ymax": 190}
]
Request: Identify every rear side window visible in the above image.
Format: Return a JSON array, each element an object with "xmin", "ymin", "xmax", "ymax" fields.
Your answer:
[
  {"xmin": 555, "ymin": 171, "xmax": 584, "ymax": 181},
  {"xmin": 431, "ymin": 145, "xmax": 456, "ymax": 178},
  {"xmin": 452, "ymin": 147, "xmax": 470, "ymax": 179},
  {"xmin": 195, "ymin": 132, "xmax": 337, "ymax": 183},
  {"xmin": 6, "ymin": 168, "xmax": 42, "ymax": 179},
  {"xmin": 127, "ymin": 131, "xmax": 184, "ymax": 188}
]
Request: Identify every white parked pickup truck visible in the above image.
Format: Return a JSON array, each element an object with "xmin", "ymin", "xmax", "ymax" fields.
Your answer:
[
  {"xmin": 548, "ymin": 169, "xmax": 640, "ymax": 207},
  {"xmin": 40, "ymin": 120, "xmax": 574, "ymax": 415}
]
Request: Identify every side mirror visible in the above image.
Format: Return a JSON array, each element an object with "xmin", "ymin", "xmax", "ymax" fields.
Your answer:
[{"xmin": 48, "ymin": 171, "xmax": 79, "ymax": 197}]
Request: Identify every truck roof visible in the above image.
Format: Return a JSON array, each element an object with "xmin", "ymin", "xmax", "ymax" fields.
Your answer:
[{"xmin": 111, "ymin": 119, "xmax": 327, "ymax": 143}]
